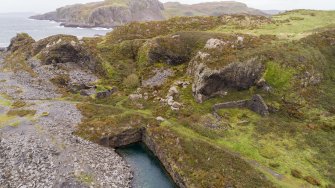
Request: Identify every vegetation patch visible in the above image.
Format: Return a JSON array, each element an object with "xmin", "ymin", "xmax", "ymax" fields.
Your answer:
[
  {"xmin": 7, "ymin": 109, "xmax": 36, "ymax": 117},
  {"xmin": 264, "ymin": 61, "xmax": 295, "ymax": 91},
  {"xmin": 11, "ymin": 100, "xmax": 26, "ymax": 108},
  {"xmin": 76, "ymin": 172, "xmax": 94, "ymax": 185}
]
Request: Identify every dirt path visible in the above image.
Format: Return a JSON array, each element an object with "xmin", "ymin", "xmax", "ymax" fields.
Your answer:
[{"xmin": 0, "ymin": 52, "xmax": 132, "ymax": 187}]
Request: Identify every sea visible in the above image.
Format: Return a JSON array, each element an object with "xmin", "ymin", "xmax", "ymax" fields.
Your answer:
[{"xmin": 0, "ymin": 12, "xmax": 112, "ymax": 47}]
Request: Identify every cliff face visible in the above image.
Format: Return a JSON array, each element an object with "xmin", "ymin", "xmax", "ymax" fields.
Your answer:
[
  {"xmin": 31, "ymin": 0, "xmax": 165, "ymax": 28},
  {"xmin": 30, "ymin": 0, "xmax": 266, "ymax": 28}
]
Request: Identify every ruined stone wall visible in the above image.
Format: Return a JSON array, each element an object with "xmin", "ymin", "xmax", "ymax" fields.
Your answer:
[{"xmin": 213, "ymin": 94, "xmax": 269, "ymax": 116}]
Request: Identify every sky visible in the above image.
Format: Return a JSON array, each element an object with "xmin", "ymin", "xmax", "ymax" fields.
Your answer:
[{"xmin": 0, "ymin": 0, "xmax": 334, "ymax": 13}]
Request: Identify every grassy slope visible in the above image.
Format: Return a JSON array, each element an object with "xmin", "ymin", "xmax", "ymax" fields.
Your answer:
[
  {"xmin": 215, "ymin": 10, "xmax": 335, "ymax": 40},
  {"xmin": 74, "ymin": 10, "xmax": 335, "ymax": 187}
]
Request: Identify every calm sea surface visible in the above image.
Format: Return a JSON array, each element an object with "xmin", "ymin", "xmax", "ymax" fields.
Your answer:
[{"xmin": 0, "ymin": 12, "xmax": 112, "ymax": 47}]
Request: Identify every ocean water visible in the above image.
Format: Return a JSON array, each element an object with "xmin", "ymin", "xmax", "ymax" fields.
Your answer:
[{"xmin": 0, "ymin": 12, "xmax": 112, "ymax": 47}]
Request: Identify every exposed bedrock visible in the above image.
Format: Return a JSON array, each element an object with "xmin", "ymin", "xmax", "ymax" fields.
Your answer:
[
  {"xmin": 99, "ymin": 128, "xmax": 145, "ymax": 148},
  {"xmin": 189, "ymin": 56, "xmax": 265, "ymax": 103},
  {"xmin": 7, "ymin": 33, "xmax": 99, "ymax": 94},
  {"xmin": 32, "ymin": 35, "xmax": 96, "ymax": 70}
]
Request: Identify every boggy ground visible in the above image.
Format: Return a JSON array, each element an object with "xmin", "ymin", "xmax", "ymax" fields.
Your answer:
[{"xmin": 0, "ymin": 52, "xmax": 132, "ymax": 187}]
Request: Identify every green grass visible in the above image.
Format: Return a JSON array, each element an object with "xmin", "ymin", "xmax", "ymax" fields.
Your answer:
[
  {"xmin": 215, "ymin": 10, "xmax": 335, "ymax": 40},
  {"xmin": 0, "ymin": 115, "xmax": 15, "ymax": 127},
  {"xmin": 0, "ymin": 95, "xmax": 11, "ymax": 107},
  {"xmin": 263, "ymin": 61, "xmax": 295, "ymax": 91},
  {"xmin": 76, "ymin": 172, "xmax": 95, "ymax": 185}
]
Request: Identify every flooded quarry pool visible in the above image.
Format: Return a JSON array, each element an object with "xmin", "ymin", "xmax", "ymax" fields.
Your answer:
[{"xmin": 117, "ymin": 143, "xmax": 176, "ymax": 188}]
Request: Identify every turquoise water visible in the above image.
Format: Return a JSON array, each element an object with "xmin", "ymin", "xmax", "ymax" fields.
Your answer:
[
  {"xmin": 0, "ymin": 12, "xmax": 112, "ymax": 47},
  {"xmin": 117, "ymin": 143, "xmax": 177, "ymax": 188}
]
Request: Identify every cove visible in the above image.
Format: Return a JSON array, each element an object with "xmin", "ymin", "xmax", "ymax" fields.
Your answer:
[{"xmin": 117, "ymin": 143, "xmax": 177, "ymax": 188}]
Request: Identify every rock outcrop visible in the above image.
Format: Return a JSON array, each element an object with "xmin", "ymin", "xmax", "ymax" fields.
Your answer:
[
  {"xmin": 8, "ymin": 33, "xmax": 35, "ymax": 54},
  {"xmin": 189, "ymin": 56, "xmax": 265, "ymax": 103},
  {"xmin": 100, "ymin": 128, "xmax": 145, "ymax": 148},
  {"xmin": 6, "ymin": 34, "xmax": 99, "ymax": 95},
  {"xmin": 30, "ymin": 0, "xmax": 165, "ymax": 28},
  {"xmin": 139, "ymin": 35, "xmax": 192, "ymax": 66}
]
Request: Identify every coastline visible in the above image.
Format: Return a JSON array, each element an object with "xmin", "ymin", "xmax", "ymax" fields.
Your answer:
[
  {"xmin": 29, "ymin": 16, "xmax": 116, "ymax": 29},
  {"xmin": 0, "ymin": 14, "xmax": 112, "ymax": 47}
]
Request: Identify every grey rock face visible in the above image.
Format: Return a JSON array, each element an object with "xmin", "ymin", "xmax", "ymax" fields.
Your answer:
[
  {"xmin": 100, "ymin": 128, "xmax": 145, "ymax": 148},
  {"xmin": 189, "ymin": 56, "xmax": 265, "ymax": 103},
  {"xmin": 142, "ymin": 68, "xmax": 174, "ymax": 88}
]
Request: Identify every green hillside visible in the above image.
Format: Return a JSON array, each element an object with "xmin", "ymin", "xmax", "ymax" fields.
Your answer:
[{"xmin": 8, "ymin": 9, "xmax": 335, "ymax": 187}]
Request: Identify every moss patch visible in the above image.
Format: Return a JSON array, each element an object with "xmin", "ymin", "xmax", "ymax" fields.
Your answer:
[{"xmin": 7, "ymin": 109, "xmax": 36, "ymax": 117}]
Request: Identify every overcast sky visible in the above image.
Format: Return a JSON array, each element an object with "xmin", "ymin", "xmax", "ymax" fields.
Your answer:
[{"xmin": 0, "ymin": 0, "xmax": 334, "ymax": 13}]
